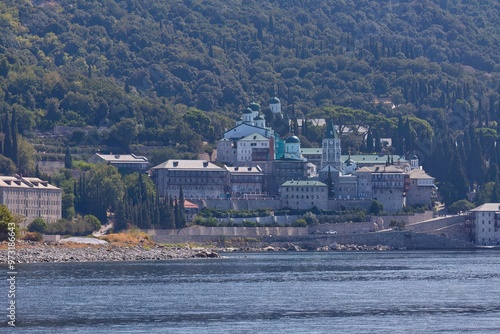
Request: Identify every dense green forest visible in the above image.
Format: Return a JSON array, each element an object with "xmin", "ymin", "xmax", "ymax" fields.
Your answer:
[{"xmin": 1, "ymin": 0, "xmax": 500, "ymax": 209}]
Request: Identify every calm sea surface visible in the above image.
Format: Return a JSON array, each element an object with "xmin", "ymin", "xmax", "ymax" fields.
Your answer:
[{"xmin": 2, "ymin": 250, "xmax": 500, "ymax": 333}]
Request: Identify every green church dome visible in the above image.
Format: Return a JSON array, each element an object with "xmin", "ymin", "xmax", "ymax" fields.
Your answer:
[
  {"xmin": 249, "ymin": 102, "xmax": 260, "ymax": 111},
  {"xmin": 285, "ymin": 135, "xmax": 300, "ymax": 144},
  {"xmin": 268, "ymin": 97, "xmax": 280, "ymax": 104}
]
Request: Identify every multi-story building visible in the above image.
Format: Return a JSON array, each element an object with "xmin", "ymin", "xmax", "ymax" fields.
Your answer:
[
  {"xmin": 225, "ymin": 165, "xmax": 265, "ymax": 197},
  {"xmin": 150, "ymin": 160, "xmax": 230, "ymax": 199},
  {"xmin": 468, "ymin": 203, "xmax": 500, "ymax": 246},
  {"xmin": 0, "ymin": 176, "xmax": 62, "ymax": 225},
  {"xmin": 89, "ymin": 153, "xmax": 150, "ymax": 172},
  {"xmin": 355, "ymin": 165, "xmax": 406, "ymax": 212},
  {"xmin": 280, "ymin": 180, "xmax": 328, "ymax": 210},
  {"xmin": 237, "ymin": 133, "xmax": 273, "ymax": 163},
  {"xmin": 405, "ymin": 168, "xmax": 437, "ymax": 207}
]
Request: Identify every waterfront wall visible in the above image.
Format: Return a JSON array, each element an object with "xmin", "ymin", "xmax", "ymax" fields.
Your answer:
[
  {"xmin": 405, "ymin": 215, "xmax": 466, "ymax": 232},
  {"xmin": 329, "ymin": 231, "xmax": 473, "ymax": 249},
  {"xmin": 190, "ymin": 198, "xmax": 372, "ymax": 211},
  {"xmin": 370, "ymin": 211, "xmax": 435, "ymax": 226},
  {"xmin": 149, "ymin": 226, "xmax": 308, "ymax": 244}
]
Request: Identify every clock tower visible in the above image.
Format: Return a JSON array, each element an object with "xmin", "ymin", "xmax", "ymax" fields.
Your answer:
[{"xmin": 321, "ymin": 119, "xmax": 341, "ymax": 170}]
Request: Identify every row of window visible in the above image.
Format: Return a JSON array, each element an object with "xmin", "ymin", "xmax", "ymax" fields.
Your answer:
[
  {"xmin": 284, "ymin": 187, "xmax": 325, "ymax": 192},
  {"xmin": 284, "ymin": 195, "xmax": 323, "ymax": 199},
  {"xmin": 239, "ymin": 142, "xmax": 267, "ymax": 147}
]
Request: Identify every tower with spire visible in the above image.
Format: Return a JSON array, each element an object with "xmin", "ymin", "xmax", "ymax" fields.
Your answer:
[{"xmin": 321, "ymin": 119, "xmax": 341, "ymax": 169}]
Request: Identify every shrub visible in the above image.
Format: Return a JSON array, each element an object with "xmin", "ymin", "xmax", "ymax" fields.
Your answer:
[
  {"xmin": 23, "ymin": 232, "xmax": 43, "ymax": 242},
  {"xmin": 242, "ymin": 220, "xmax": 257, "ymax": 227},
  {"xmin": 292, "ymin": 219, "xmax": 307, "ymax": 227},
  {"xmin": 301, "ymin": 212, "xmax": 319, "ymax": 225},
  {"xmin": 28, "ymin": 218, "xmax": 48, "ymax": 233}
]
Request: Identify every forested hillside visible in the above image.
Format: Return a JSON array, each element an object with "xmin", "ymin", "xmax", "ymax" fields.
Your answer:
[{"xmin": 1, "ymin": 0, "xmax": 500, "ymax": 205}]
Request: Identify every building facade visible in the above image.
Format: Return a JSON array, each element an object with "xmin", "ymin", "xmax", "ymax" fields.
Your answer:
[
  {"xmin": 0, "ymin": 176, "xmax": 62, "ymax": 225},
  {"xmin": 280, "ymin": 180, "xmax": 328, "ymax": 210},
  {"xmin": 355, "ymin": 165, "xmax": 406, "ymax": 212},
  {"xmin": 89, "ymin": 153, "xmax": 150, "ymax": 172},
  {"xmin": 150, "ymin": 160, "xmax": 230, "ymax": 199},
  {"xmin": 225, "ymin": 165, "xmax": 265, "ymax": 197},
  {"xmin": 405, "ymin": 168, "xmax": 437, "ymax": 207},
  {"xmin": 469, "ymin": 203, "xmax": 500, "ymax": 246}
]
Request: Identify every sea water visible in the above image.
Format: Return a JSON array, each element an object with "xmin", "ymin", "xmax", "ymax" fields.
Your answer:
[{"xmin": 2, "ymin": 250, "xmax": 500, "ymax": 333}]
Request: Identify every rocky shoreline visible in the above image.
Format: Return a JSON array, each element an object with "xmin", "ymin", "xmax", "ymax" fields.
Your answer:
[
  {"xmin": 0, "ymin": 240, "xmax": 394, "ymax": 264},
  {"xmin": 0, "ymin": 242, "xmax": 220, "ymax": 264},
  {"xmin": 220, "ymin": 242, "xmax": 392, "ymax": 252}
]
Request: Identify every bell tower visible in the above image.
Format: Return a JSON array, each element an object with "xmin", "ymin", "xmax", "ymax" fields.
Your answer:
[{"xmin": 321, "ymin": 119, "xmax": 341, "ymax": 169}]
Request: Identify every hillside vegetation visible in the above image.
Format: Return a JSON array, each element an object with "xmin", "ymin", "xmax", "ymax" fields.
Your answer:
[{"xmin": 0, "ymin": 0, "xmax": 500, "ymax": 205}]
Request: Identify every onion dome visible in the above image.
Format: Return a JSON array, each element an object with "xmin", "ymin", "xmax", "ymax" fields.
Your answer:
[
  {"xmin": 344, "ymin": 157, "xmax": 354, "ymax": 166},
  {"xmin": 268, "ymin": 96, "xmax": 280, "ymax": 104},
  {"xmin": 285, "ymin": 135, "xmax": 300, "ymax": 144},
  {"xmin": 249, "ymin": 102, "xmax": 260, "ymax": 111},
  {"xmin": 243, "ymin": 107, "xmax": 253, "ymax": 114}
]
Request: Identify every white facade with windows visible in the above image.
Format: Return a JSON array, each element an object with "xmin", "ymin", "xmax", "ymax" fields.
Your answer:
[
  {"xmin": 469, "ymin": 203, "xmax": 500, "ymax": 246},
  {"xmin": 0, "ymin": 176, "xmax": 62, "ymax": 225}
]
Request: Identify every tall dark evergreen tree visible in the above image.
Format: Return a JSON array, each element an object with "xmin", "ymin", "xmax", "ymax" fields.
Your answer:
[
  {"xmin": 325, "ymin": 166, "xmax": 335, "ymax": 199},
  {"xmin": 64, "ymin": 147, "xmax": 73, "ymax": 169},
  {"xmin": 10, "ymin": 108, "xmax": 18, "ymax": 168},
  {"xmin": 3, "ymin": 113, "xmax": 12, "ymax": 162},
  {"xmin": 178, "ymin": 186, "xmax": 186, "ymax": 228},
  {"xmin": 366, "ymin": 129, "xmax": 373, "ymax": 152}
]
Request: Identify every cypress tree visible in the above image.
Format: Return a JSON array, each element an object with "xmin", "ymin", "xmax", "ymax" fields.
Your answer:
[
  {"xmin": 178, "ymin": 186, "xmax": 186, "ymax": 228},
  {"xmin": 174, "ymin": 198, "xmax": 180, "ymax": 229},
  {"xmin": 64, "ymin": 147, "xmax": 73, "ymax": 169},
  {"xmin": 326, "ymin": 166, "xmax": 335, "ymax": 199},
  {"xmin": 3, "ymin": 113, "xmax": 12, "ymax": 162},
  {"xmin": 9, "ymin": 108, "xmax": 19, "ymax": 168},
  {"xmin": 366, "ymin": 129, "xmax": 373, "ymax": 152},
  {"xmin": 374, "ymin": 131, "xmax": 382, "ymax": 153}
]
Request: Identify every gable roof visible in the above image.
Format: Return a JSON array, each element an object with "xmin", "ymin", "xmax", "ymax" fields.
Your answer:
[
  {"xmin": 240, "ymin": 132, "xmax": 269, "ymax": 141},
  {"xmin": 281, "ymin": 180, "xmax": 327, "ymax": 187},
  {"xmin": 151, "ymin": 160, "xmax": 223, "ymax": 171},
  {"xmin": 93, "ymin": 153, "xmax": 148, "ymax": 163},
  {"xmin": 470, "ymin": 203, "xmax": 500, "ymax": 212}
]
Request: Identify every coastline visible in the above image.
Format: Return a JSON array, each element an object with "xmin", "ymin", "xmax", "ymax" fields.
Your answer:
[
  {"xmin": 0, "ymin": 241, "xmax": 220, "ymax": 264},
  {"xmin": 0, "ymin": 240, "xmax": 393, "ymax": 264}
]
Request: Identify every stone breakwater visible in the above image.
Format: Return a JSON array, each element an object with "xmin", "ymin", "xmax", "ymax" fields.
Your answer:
[{"xmin": 0, "ymin": 244, "xmax": 220, "ymax": 263}]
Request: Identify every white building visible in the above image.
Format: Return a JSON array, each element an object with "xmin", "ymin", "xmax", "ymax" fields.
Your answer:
[
  {"xmin": 89, "ymin": 153, "xmax": 150, "ymax": 171},
  {"xmin": 0, "ymin": 176, "xmax": 62, "ymax": 225},
  {"xmin": 469, "ymin": 203, "xmax": 500, "ymax": 246},
  {"xmin": 237, "ymin": 133, "xmax": 272, "ymax": 163}
]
